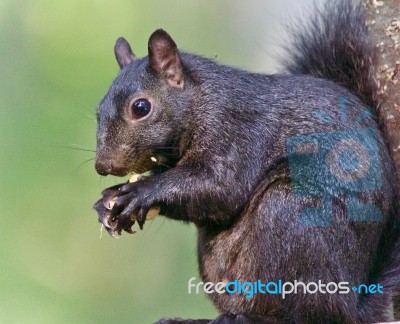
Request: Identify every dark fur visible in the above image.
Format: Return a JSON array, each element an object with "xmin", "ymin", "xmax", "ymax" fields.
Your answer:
[{"xmin": 94, "ymin": 1, "xmax": 400, "ymax": 322}]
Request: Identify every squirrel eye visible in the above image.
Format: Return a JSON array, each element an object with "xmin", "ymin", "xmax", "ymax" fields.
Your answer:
[{"xmin": 130, "ymin": 98, "xmax": 152, "ymax": 119}]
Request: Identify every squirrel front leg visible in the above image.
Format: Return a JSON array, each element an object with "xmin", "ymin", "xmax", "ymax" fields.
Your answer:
[{"xmin": 108, "ymin": 162, "xmax": 249, "ymax": 230}]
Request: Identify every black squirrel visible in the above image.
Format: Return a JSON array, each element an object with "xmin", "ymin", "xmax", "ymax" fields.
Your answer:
[{"xmin": 93, "ymin": 1, "xmax": 400, "ymax": 323}]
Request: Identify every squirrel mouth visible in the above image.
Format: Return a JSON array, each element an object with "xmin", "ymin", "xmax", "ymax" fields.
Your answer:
[
  {"xmin": 95, "ymin": 153, "xmax": 156, "ymax": 176},
  {"xmin": 126, "ymin": 151, "xmax": 160, "ymax": 174},
  {"xmin": 95, "ymin": 149, "xmax": 164, "ymax": 177},
  {"xmin": 106, "ymin": 156, "xmax": 156, "ymax": 176}
]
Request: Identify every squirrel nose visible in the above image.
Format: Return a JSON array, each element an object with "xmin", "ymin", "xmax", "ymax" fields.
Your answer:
[
  {"xmin": 95, "ymin": 159, "xmax": 128, "ymax": 176},
  {"xmin": 95, "ymin": 160, "xmax": 112, "ymax": 176}
]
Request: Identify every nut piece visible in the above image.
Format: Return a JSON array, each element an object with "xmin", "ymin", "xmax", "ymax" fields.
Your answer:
[
  {"xmin": 128, "ymin": 174, "xmax": 142, "ymax": 183},
  {"xmin": 138, "ymin": 206, "xmax": 160, "ymax": 221}
]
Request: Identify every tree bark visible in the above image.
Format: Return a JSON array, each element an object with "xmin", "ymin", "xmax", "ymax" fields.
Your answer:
[
  {"xmin": 363, "ymin": 4, "xmax": 400, "ymax": 320},
  {"xmin": 363, "ymin": 0, "xmax": 400, "ymax": 177}
]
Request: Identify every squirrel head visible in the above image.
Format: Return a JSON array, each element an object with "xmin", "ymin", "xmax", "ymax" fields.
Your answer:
[{"xmin": 95, "ymin": 29, "xmax": 190, "ymax": 176}]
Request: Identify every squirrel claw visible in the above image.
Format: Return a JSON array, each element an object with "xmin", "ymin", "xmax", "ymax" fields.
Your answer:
[
  {"xmin": 138, "ymin": 222, "xmax": 144, "ymax": 230},
  {"xmin": 123, "ymin": 226, "xmax": 136, "ymax": 234},
  {"xmin": 102, "ymin": 217, "xmax": 111, "ymax": 229},
  {"xmin": 94, "ymin": 197, "xmax": 119, "ymax": 237},
  {"xmin": 136, "ymin": 207, "xmax": 149, "ymax": 230},
  {"xmin": 105, "ymin": 226, "xmax": 116, "ymax": 237},
  {"xmin": 114, "ymin": 217, "xmax": 136, "ymax": 236}
]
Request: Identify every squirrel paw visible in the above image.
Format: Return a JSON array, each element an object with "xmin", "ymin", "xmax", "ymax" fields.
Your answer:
[
  {"xmin": 93, "ymin": 184, "xmax": 136, "ymax": 237},
  {"xmin": 110, "ymin": 182, "xmax": 151, "ymax": 230},
  {"xmin": 94, "ymin": 177, "xmax": 160, "ymax": 236}
]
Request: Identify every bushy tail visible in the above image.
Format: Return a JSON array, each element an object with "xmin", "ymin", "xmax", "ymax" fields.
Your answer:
[
  {"xmin": 284, "ymin": 0, "xmax": 378, "ymax": 110},
  {"xmin": 284, "ymin": 0, "xmax": 400, "ymax": 321},
  {"xmin": 285, "ymin": 1, "xmax": 400, "ymax": 320}
]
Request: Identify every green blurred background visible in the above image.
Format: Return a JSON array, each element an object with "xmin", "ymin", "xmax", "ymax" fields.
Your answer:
[{"xmin": 0, "ymin": 0, "xmax": 309, "ymax": 323}]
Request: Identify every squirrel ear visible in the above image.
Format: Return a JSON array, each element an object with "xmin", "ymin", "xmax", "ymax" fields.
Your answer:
[
  {"xmin": 114, "ymin": 37, "xmax": 136, "ymax": 69},
  {"xmin": 148, "ymin": 29, "xmax": 184, "ymax": 89}
]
